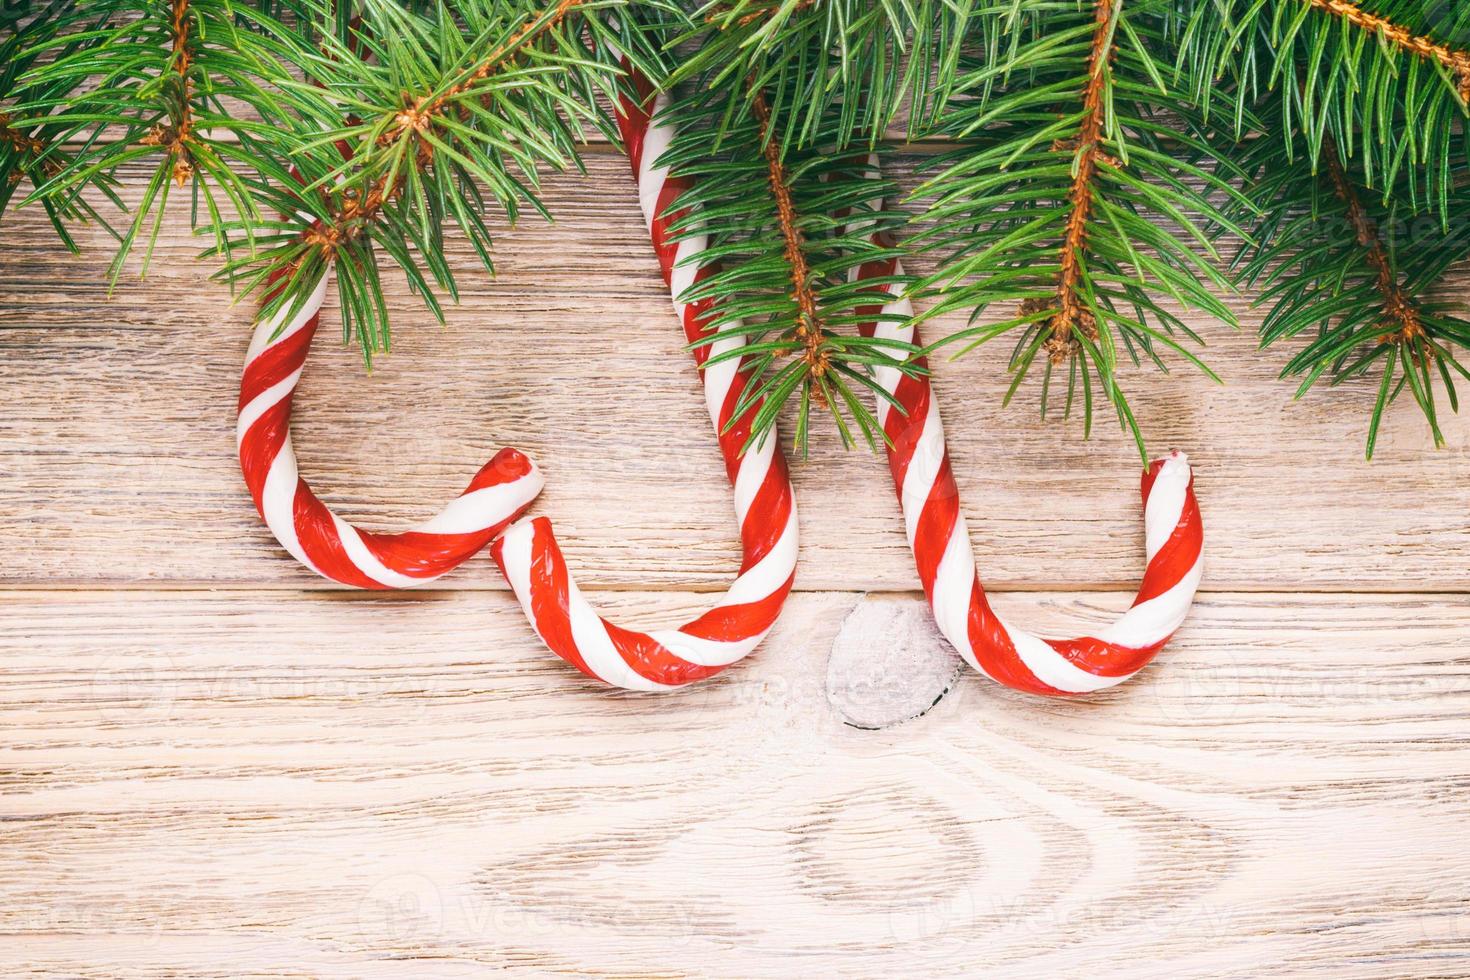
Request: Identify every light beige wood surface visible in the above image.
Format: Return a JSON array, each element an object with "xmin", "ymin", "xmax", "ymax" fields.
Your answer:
[{"xmin": 2, "ymin": 150, "xmax": 1469, "ymax": 978}]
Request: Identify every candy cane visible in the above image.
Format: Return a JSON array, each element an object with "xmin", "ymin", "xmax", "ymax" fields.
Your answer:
[
  {"xmin": 489, "ymin": 67, "xmax": 799, "ymax": 692},
  {"xmin": 843, "ymin": 164, "xmax": 1203, "ymax": 696},
  {"xmin": 237, "ymin": 269, "xmax": 544, "ymax": 588}
]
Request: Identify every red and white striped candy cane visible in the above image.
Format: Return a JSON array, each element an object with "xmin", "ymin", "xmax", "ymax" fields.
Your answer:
[
  {"xmin": 489, "ymin": 67, "xmax": 799, "ymax": 692},
  {"xmin": 844, "ymin": 166, "xmax": 1204, "ymax": 696},
  {"xmin": 237, "ymin": 269, "xmax": 544, "ymax": 588}
]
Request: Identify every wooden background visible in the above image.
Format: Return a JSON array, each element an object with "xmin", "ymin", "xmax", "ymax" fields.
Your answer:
[{"xmin": 3, "ymin": 149, "xmax": 1469, "ymax": 978}]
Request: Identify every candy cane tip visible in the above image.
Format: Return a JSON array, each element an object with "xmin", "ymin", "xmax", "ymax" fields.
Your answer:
[
  {"xmin": 1143, "ymin": 451, "xmax": 1193, "ymax": 495},
  {"xmin": 1148, "ymin": 450, "xmax": 1190, "ymax": 473},
  {"xmin": 475, "ymin": 447, "xmax": 540, "ymax": 488}
]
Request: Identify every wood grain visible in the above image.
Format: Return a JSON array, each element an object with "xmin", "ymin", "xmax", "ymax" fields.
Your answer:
[
  {"xmin": 3, "ymin": 589, "xmax": 1468, "ymax": 977},
  {"xmin": 0, "ymin": 154, "xmax": 1467, "ymax": 592}
]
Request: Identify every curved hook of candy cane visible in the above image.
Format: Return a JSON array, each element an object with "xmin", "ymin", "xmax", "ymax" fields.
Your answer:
[
  {"xmin": 237, "ymin": 267, "xmax": 544, "ymax": 588},
  {"xmin": 488, "ymin": 69, "xmax": 799, "ymax": 692},
  {"xmin": 842, "ymin": 161, "xmax": 1204, "ymax": 696}
]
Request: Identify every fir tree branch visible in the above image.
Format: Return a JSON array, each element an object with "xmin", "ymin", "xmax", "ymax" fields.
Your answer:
[
  {"xmin": 206, "ymin": 0, "xmax": 667, "ymax": 359},
  {"xmin": 0, "ymin": 5, "xmax": 122, "ymax": 250},
  {"xmin": 659, "ymin": 64, "xmax": 921, "ymax": 452},
  {"xmin": 390, "ymin": 0, "xmax": 585, "ymax": 133},
  {"xmin": 1176, "ymin": 0, "xmax": 1470, "ymax": 216},
  {"xmin": 1304, "ymin": 0, "xmax": 1470, "ymax": 102},
  {"xmin": 909, "ymin": 0, "xmax": 1245, "ymax": 458},
  {"xmin": 667, "ymin": 0, "xmax": 970, "ymax": 149},
  {"xmin": 300, "ymin": 0, "xmax": 587, "ymax": 259},
  {"xmin": 1221, "ymin": 97, "xmax": 1470, "ymax": 458},
  {"xmin": 12, "ymin": 0, "xmax": 317, "ymax": 282},
  {"xmin": 1, "ymin": 0, "xmax": 1466, "ymax": 466}
]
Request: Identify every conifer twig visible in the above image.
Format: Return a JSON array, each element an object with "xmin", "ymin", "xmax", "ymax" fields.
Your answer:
[
  {"xmin": 306, "ymin": 0, "xmax": 588, "ymax": 258},
  {"xmin": 389, "ymin": 0, "xmax": 585, "ymax": 139},
  {"xmin": 1319, "ymin": 135, "xmax": 1424, "ymax": 349},
  {"xmin": 910, "ymin": 0, "xmax": 1242, "ymax": 458},
  {"xmin": 1305, "ymin": 0, "xmax": 1470, "ymax": 100}
]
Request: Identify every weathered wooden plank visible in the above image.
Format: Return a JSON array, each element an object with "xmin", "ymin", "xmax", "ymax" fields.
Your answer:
[
  {"xmin": 1, "ymin": 155, "xmax": 1467, "ymax": 591},
  {"xmin": 2, "ymin": 588, "xmax": 1467, "ymax": 977}
]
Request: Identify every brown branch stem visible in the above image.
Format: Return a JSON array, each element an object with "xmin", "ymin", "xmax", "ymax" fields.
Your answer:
[
  {"xmin": 0, "ymin": 112, "xmax": 46, "ymax": 157},
  {"xmin": 1041, "ymin": 0, "xmax": 1115, "ymax": 364},
  {"xmin": 1, "ymin": 111, "xmax": 72, "ymax": 188},
  {"xmin": 138, "ymin": 0, "xmax": 196, "ymax": 186},
  {"xmin": 749, "ymin": 86, "xmax": 829, "ymax": 391},
  {"xmin": 1320, "ymin": 135, "xmax": 1424, "ymax": 348}
]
